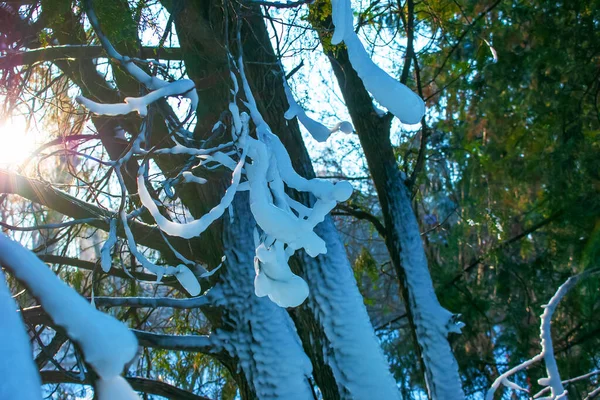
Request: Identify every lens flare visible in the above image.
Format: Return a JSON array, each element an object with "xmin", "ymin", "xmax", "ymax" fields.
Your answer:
[{"xmin": 0, "ymin": 118, "xmax": 38, "ymax": 167}]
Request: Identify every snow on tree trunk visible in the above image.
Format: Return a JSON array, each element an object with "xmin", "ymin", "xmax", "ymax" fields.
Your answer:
[
  {"xmin": 0, "ymin": 270, "xmax": 42, "ymax": 400},
  {"xmin": 310, "ymin": 5, "xmax": 466, "ymax": 394},
  {"xmin": 386, "ymin": 176, "xmax": 464, "ymax": 399},
  {"xmin": 298, "ymin": 217, "xmax": 402, "ymax": 400},
  {"xmin": 207, "ymin": 195, "xmax": 314, "ymax": 400}
]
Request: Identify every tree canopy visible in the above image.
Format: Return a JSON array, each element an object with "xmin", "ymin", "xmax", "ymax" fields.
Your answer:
[{"xmin": 0, "ymin": 0, "xmax": 599, "ymax": 399}]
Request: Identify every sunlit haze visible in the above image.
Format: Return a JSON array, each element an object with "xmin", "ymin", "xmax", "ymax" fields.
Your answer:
[{"xmin": 0, "ymin": 118, "xmax": 37, "ymax": 167}]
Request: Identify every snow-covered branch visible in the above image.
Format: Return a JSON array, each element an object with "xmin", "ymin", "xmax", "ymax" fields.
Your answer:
[
  {"xmin": 80, "ymin": 0, "xmax": 197, "ymax": 122},
  {"xmin": 283, "ymin": 76, "xmax": 353, "ymax": 142},
  {"xmin": 487, "ymin": 269, "xmax": 599, "ymax": 400},
  {"xmin": 76, "ymin": 80, "xmax": 196, "ymax": 117},
  {"xmin": 330, "ymin": 0, "xmax": 425, "ymax": 124},
  {"xmin": 0, "ymin": 233, "xmax": 138, "ymax": 399},
  {"xmin": 66, "ymin": 1, "xmax": 358, "ymax": 311},
  {"xmin": 534, "ymin": 370, "xmax": 600, "ymax": 398}
]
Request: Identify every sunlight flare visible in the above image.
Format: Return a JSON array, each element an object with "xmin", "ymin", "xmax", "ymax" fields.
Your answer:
[{"xmin": 0, "ymin": 118, "xmax": 37, "ymax": 167}]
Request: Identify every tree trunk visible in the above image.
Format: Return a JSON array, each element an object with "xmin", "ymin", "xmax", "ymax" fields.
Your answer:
[
  {"xmin": 209, "ymin": 195, "xmax": 314, "ymax": 400},
  {"xmin": 307, "ymin": 5, "xmax": 465, "ymax": 398},
  {"xmin": 3, "ymin": 0, "xmax": 402, "ymax": 398},
  {"xmin": 168, "ymin": 2, "xmax": 401, "ymax": 398}
]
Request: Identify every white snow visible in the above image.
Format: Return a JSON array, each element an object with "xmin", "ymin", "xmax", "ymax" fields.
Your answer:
[
  {"xmin": 230, "ymin": 57, "xmax": 356, "ymax": 306},
  {"xmin": 344, "ymin": 34, "xmax": 425, "ymax": 124},
  {"xmin": 487, "ymin": 275, "xmax": 582, "ymax": 399},
  {"xmin": 0, "ymin": 233, "xmax": 139, "ymax": 397},
  {"xmin": 0, "ymin": 270, "xmax": 42, "ymax": 400},
  {"xmin": 137, "ymin": 145, "xmax": 246, "ymax": 240},
  {"xmin": 283, "ymin": 77, "xmax": 354, "ymax": 141},
  {"xmin": 331, "ymin": 0, "xmax": 353, "ymax": 45},
  {"xmin": 100, "ymin": 218, "xmax": 117, "ymax": 272},
  {"xmin": 76, "ymin": 79, "xmax": 197, "ymax": 118},
  {"xmin": 181, "ymin": 171, "xmax": 207, "ymax": 185},
  {"xmin": 207, "ymin": 195, "xmax": 314, "ymax": 399},
  {"xmin": 96, "ymin": 376, "xmax": 140, "ymax": 400},
  {"xmin": 253, "ymin": 241, "xmax": 309, "ymax": 307},
  {"xmin": 329, "ymin": 0, "xmax": 425, "ymax": 124},
  {"xmin": 174, "ymin": 264, "xmax": 202, "ymax": 297}
]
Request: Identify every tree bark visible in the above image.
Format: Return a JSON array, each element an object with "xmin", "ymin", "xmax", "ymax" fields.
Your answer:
[{"xmin": 307, "ymin": 5, "xmax": 465, "ymax": 398}]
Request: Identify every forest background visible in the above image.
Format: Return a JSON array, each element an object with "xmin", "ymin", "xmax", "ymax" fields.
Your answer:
[{"xmin": 0, "ymin": 0, "xmax": 599, "ymax": 399}]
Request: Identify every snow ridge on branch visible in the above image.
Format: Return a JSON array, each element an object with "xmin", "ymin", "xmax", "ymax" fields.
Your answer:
[{"xmin": 330, "ymin": 0, "xmax": 425, "ymax": 124}]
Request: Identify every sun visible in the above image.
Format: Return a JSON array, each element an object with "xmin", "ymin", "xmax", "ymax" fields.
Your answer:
[{"xmin": 0, "ymin": 117, "xmax": 38, "ymax": 168}]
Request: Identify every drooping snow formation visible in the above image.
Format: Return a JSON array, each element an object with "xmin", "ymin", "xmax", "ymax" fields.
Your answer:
[
  {"xmin": 76, "ymin": 79, "xmax": 197, "ymax": 117},
  {"xmin": 283, "ymin": 77, "xmax": 354, "ymax": 142},
  {"xmin": 78, "ymin": 50, "xmax": 354, "ymax": 308},
  {"xmin": 0, "ymin": 270, "xmax": 42, "ymax": 400},
  {"xmin": 0, "ymin": 233, "xmax": 139, "ymax": 400},
  {"xmin": 330, "ymin": 0, "xmax": 425, "ymax": 124},
  {"xmin": 207, "ymin": 195, "xmax": 314, "ymax": 399},
  {"xmin": 100, "ymin": 218, "xmax": 117, "ymax": 272}
]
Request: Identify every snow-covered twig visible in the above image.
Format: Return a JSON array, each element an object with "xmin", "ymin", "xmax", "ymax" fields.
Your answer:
[
  {"xmin": 282, "ymin": 76, "xmax": 353, "ymax": 142},
  {"xmin": 534, "ymin": 370, "xmax": 600, "ymax": 398},
  {"xmin": 584, "ymin": 386, "xmax": 600, "ymax": 400},
  {"xmin": 487, "ymin": 269, "xmax": 600, "ymax": 400},
  {"xmin": 119, "ymin": 209, "xmax": 201, "ymax": 296}
]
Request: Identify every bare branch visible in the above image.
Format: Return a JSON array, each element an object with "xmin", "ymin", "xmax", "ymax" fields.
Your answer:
[
  {"xmin": 0, "ymin": 46, "xmax": 183, "ymax": 69},
  {"xmin": 250, "ymin": 0, "xmax": 313, "ymax": 8},
  {"xmin": 333, "ymin": 203, "xmax": 386, "ymax": 239},
  {"xmin": 134, "ymin": 330, "xmax": 217, "ymax": 354},
  {"xmin": 94, "ymin": 295, "xmax": 210, "ymax": 309},
  {"xmin": 40, "ymin": 371, "xmax": 212, "ymax": 400},
  {"xmin": 36, "ymin": 254, "xmax": 179, "ymax": 284},
  {"xmin": 0, "ymin": 169, "xmax": 204, "ymax": 263}
]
